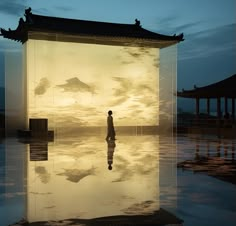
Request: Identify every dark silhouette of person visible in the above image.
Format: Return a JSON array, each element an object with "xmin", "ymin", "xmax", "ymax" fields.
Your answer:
[
  {"xmin": 106, "ymin": 110, "xmax": 116, "ymax": 141},
  {"xmin": 107, "ymin": 140, "xmax": 116, "ymax": 170}
]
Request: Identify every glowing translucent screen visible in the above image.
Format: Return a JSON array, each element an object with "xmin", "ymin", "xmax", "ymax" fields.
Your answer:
[{"xmin": 26, "ymin": 40, "xmax": 159, "ymax": 128}]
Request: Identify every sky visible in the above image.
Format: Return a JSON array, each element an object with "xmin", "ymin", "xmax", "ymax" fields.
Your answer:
[{"xmin": 0, "ymin": 0, "xmax": 236, "ymax": 111}]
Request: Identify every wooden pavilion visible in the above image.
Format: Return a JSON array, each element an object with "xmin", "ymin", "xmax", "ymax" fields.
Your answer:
[{"xmin": 177, "ymin": 74, "xmax": 236, "ymax": 136}]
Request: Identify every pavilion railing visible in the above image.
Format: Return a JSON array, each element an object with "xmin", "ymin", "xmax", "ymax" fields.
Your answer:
[{"xmin": 177, "ymin": 115, "xmax": 236, "ymax": 130}]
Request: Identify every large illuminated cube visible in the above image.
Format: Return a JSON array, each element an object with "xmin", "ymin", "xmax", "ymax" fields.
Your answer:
[
  {"xmin": 1, "ymin": 9, "xmax": 182, "ymax": 224},
  {"xmin": 1, "ymin": 8, "xmax": 183, "ymax": 136}
]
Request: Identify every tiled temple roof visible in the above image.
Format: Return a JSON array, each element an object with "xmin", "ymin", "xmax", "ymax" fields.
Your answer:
[
  {"xmin": 0, "ymin": 8, "xmax": 184, "ymax": 48},
  {"xmin": 177, "ymin": 74, "xmax": 236, "ymax": 98}
]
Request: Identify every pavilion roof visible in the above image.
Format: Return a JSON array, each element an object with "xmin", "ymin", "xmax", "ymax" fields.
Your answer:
[
  {"xmin": 0, "ymin": 8, "xmax": 184, "ymax": 48},
  {"xmin": 177, "ymin": 74, "xmax": 236, "ymax": 99}
]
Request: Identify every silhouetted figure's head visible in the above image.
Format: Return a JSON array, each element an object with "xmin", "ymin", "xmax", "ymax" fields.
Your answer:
[
  {"xmin": 108, "ymin": 110, "xmax": 112, "ymax": 116},
  {"xmin": 108, "ymin": 164, "xmax": 112, "ymax": 170}
]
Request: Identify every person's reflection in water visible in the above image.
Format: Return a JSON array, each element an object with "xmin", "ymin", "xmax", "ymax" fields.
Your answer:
[{"xmin": 107, "ymin": 140, "xmax": 116, "ymax": 170}]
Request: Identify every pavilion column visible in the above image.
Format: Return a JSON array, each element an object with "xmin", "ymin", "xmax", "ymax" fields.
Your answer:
[
  {"xmin": 232, "ymin": 98, "xmax": 235, "ymax": 121},
  {"xmin": 207, "ymin": 98, "xmax": 210, "ymax": 116},
  {"xmin": 206, "ymin": 98, "xmax": 210, "ymax": 126},
  {"xmin": 217, "ymin": 97, "xmax": 222, "ymax": 118},
  {"xmin": 195, "ymin": 98, "xmax": 200, "ymax": 126},
  {"xmin": 224, "ymin": 97, "xmax": 228, "ymax": 115},
  {"xmin": 196, "ymin": 98, "xmax": 200, "ymax": 118},
  {"xmin": 217, "ymin": 98, "xmax": 221, "ymax": 126}
]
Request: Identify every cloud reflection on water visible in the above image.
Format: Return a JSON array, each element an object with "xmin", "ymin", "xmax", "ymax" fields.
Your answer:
[{"xmin": 27, "ymin": 135, "xmax": 165, "ymax": 222}]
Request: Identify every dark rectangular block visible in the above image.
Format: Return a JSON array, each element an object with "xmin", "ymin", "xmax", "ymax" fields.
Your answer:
[
  {"xmin": 29, "ymin": 118, "xmax": 48, "ymax": 132},
  {"xmin": 30, "ymin": 142, "xmax": 48, "ymax": 161}
]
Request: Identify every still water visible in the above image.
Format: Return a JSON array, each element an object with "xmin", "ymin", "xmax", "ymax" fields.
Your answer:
[{"xmin": 0, "ymin": 134, "xmax": 236, "ymax": 226}]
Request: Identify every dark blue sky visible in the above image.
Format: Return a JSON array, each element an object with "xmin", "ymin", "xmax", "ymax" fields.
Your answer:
[{"xmin": 0, "ymin": 0, "xmax": 236, "ymax": 111}]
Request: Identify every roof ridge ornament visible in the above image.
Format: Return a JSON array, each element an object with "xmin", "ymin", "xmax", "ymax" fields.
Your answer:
[
  {"xmin": 24, "ymin": 7, "xmax": 33, "ymax": 24},
  {"xmin": 135, "ymin": 19, "xmax": 141, "ymax": 27}
]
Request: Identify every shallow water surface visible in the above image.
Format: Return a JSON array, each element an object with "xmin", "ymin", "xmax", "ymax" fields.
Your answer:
[
  {"xmin": 176, "ymin": 135, "xmax": 236, "ymax": 226},
  {"xmin": 0, "ymin": 134, "xmax": 236, "ymax": 226}
]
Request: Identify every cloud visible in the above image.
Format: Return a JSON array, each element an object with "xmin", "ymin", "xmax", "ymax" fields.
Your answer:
[
  {"xmin": 109, "ymin": 77, "xmax": 157, "ymax": 108},
  {"xmin": 112, "ymin": 166, "xmax": 133, "ymax": 182},
  {"xmin": 57, "ymin": 167, "xmax": 95, "ymax": 183},
  {"xmin": 121, "ymin": 60, "xmax": 133, "ymax": 65},
  {"xmin": 138, "ymin": 47, "xmax": 154, "ymax": 55},
  {"xmin": 35, "ymin": 166, "xmax": 50, "ymax": 184},
  {"xmin": 109, "ymin": 96, "xmax": 129, "ymax": 107},
  {"xmin": 56, "ymin": 77, "xmax": 95, "ymax": 93},
  {"xmin": 137, "ymin": 95, "xmax": 157, "ymax": 107},
  {"xmin": 153, "ymin": 58, "xmax": 159, "ymax": 68},
  {"xmin": 112, "ymin": 77, "xmax": 132, "ymax": 96},
  {"xmin": 122, "ymin": 200, "xmax": 156, "ymax": 215},
  {"xmin": 152, "ymin": 15, "xmax": 180, "ymax": 35},
  {"xmin": 179, "ymin": 23, "xmax": 236, "ymax": 61},
  {"xmin": 0, "ymin": 0, "xmax": 26, "ymax": 16},
  {"xmin": 118, "ymin": 47, "xmax": 152, "ymax": 65},
  {"xmin": 55, "ymin": 6, "xmax": 74, "ymax": 12},
  {"xmin": 177, "ymin": 23, "xmax": 236, "ymax": 98},
  {"xmin": 127, "ymin": 52, "xmax": 141, "ymax": 58},
  {"xmin": 153, "ymin": 15, "xmax": 204, "ymax": 35},
  {"xmin": 34, "ymin": 77, "xmax": 50, "ymax": 95},
  {"xmin": 135, "ymin": 83, "xmax": 154, "ymax": 95},
  {"xmin": 107, "ymin": 77, "xmax": 132, "ymax": 106},
  {"xmin": 174, "ymin": 21, "xmax": 203, "ymax": 33},
  {"xmin": 123, "ymin": 47, "xmax": 144, "ymax": 59}
]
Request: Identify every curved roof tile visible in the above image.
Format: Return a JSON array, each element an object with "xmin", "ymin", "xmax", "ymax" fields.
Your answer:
[
  {"xmin": 0, "ymin": 8, "xmax": 184, "ymax": 48},
  {"xmin": 177, "ymin": 74, "xmax": 236, "ymax": 98}
]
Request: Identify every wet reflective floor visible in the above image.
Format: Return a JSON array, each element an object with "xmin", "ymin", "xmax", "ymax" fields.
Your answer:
[
  {"xmin": 0, "ymin": 134, "xmax": 236, "ymax": 226},
  {"xmin": 176, "ymin": 135, "xmax": 236, "ymax": 226}
]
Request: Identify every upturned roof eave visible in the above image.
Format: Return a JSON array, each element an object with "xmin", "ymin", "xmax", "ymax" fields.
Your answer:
[
  {"xmin": 0, "ymin": 8, "xmax": 184, "ymax": 47},
  {"xmin": 177, "ymin": 74, "xmax": 236, "ymax": 99}
]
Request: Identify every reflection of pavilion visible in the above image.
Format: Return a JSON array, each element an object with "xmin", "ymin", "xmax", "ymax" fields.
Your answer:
[
  {"xmin": 178, "ymin": 137, "xmax": 236, "ymax": 184},
  {"xmin": 177, "ymin": 74, "xmax": 236, "ymax": 137}
]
